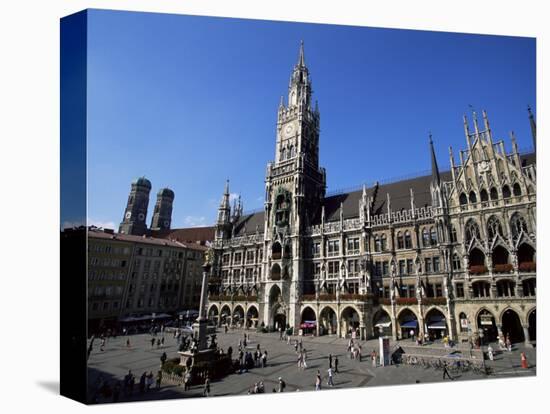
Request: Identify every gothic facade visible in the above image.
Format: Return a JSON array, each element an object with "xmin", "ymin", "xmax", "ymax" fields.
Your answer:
[{"xmin": 206, "ymin": 44, "xmax": 537, "ymax": 345}]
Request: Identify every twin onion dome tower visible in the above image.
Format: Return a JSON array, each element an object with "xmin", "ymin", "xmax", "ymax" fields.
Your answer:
[{"xmin": 119, "ymin": 177, "xmax": 174, "ymax": 235}]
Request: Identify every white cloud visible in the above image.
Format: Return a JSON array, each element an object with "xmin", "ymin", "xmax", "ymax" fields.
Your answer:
[
  {"xmin": 183, "ymin": 215, "xmax": 207, "ymax": 227},
  {"xmin": 61, "ymin": 220, "xmax": 85, "ymax": 230},
  {"xmin": 87, "ymin": 218, "xmax": 117, "ymax": 230}
]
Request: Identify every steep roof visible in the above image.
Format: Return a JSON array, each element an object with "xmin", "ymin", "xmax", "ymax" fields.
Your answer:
[
  {"xmin": 233, "ymin": 211, "xmax": 265, "ymax": 236},
  {"xmin": 88, "ymin": 228, "xmax": 207, "ymax": 250},
  {"xmin": 151, "ymin": 226, "xmax": 215, "ymax": 245}
]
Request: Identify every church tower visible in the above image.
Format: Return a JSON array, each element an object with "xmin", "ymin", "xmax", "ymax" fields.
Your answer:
[
  {"xmin": 215, "ymin": 180, "xmax": 232, "ymax": 241},
  {"xmin": 150, "ymin": 188, "xmax": 174, "ymax": 231},
  {"xmin": 263, "ymin": 42, "xmax": 326, "ymax": 330},
  {"xmin": 119, "ymin": 177, "xmax": 151, "ymax": 236}
]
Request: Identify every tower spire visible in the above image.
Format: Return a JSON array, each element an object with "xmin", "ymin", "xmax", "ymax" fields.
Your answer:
[
  {"xmin": 429, "ymin": 133, "xmax": 441, "ymax": 187},
  {"xmin": 528, "ymin": 105, "xmax": 536, "ymax": 150},
  {"xmin": 298, "ymin": 40, "xmax": 305, "ymax": 67}
]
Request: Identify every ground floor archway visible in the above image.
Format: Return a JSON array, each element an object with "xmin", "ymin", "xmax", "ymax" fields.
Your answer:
[
  {"xmin": 528, "ymin": 309, "xmax": 536, "ymax": 342},
  {"xmin": 208, "ymin": 305, "xmax": 219, "ymax": 325},
  {"xmin": 300, "ymin": 306, "xmax": 317, "ymax": 335},
  {"xmin": 319, "ymin": 306, "xmax": 337, "ymax": 336},
  {"xmin": 220, "ymin": 304, "xmax": 231, "ymax": 326},
  {"xmin": 397, "ymin": 308, "xmax": 418, "ymax": 339},
  {"xmin": 425, "ymin": 308, "xmax": 447, "ymax": 340},
  {"xmin": 246, "ymin": 305, "xmax": 259, "ymax": 329},
  {"xmin": 501, "ymin": 308, "xmax": 524, "ymax": 343},
  {"xmin": 476, "ymin": 309, "xmax": 498, "ymax": 343},
  {"xmin": 232, "ymin": 305, "xmax": 245, "ymax": 328},
  {"xmin": 340, "ymin": 306, "xmax": 360, "ymax": 338},
  {"xmin": 373, "ymin": 309, "xmax": 392, "ymax": 338}
]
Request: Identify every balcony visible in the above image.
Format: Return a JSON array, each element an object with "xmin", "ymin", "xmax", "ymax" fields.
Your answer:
[
  {"xmin": 318, "ymin": 293, "xmax": 336, "ymax": 301},
  {"xmin": 519, "ymin": 262, "xmax": 536, "ymax": 272},
  {"xmin": 422, "ymin": 297, "xmax": 447, "ymax": 305},
  {"xmin": 339, "ymin": 293, "xmax": 370, "ymax": 301},
  {"xmin": 395, "ymin": 297, "xmax": 418, "ymax": 305},
  {"xmin": 493, "ymin": 264, "xmax": 514, "ymax": 274},
  {"xmin": 469, "ymin": 265, "xmax": 488, "ymax": 275}
]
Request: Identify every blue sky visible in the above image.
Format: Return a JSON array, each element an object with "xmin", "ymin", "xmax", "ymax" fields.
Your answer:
[{"xmin": 84, "ymin": 9, "xmax": 535, "ymax": 230}]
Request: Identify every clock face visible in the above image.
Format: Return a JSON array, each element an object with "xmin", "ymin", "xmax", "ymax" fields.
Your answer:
[
  {"xmin": 125, "ymin": 212, "xmax": 131, "ymax": 219},
  {"xmin": 163, "ymin": 220, "xmax": 170, "ymax": 227},
  {"xmin": 284, "ymin": 123, "xmax": 295, "ymax": 137},
  {"xmin": 138, "ymin": 213, "xmax": 145, "ymax": 221}
]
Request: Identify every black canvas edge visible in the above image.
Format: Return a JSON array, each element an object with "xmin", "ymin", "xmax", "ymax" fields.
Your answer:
[{"xmin": 60, "ymin": 9, "xmax": 88, "ymax": 404}]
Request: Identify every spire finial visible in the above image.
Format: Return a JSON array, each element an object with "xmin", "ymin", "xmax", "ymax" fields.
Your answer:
[
  {"xmin": 429, "ymin": 134, "xmax": 441, "ymax": 187},
  {"xmin": 298, "ymin": 40, "xmax": 305, "ymax": 67},
  {"xmin": 224, "ymin": 179, "xmax": 230, "ymax": 195}
]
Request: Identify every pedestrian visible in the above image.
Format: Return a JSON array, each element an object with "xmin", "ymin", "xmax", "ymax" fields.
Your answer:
[
  {"xmin": 278, "ymin": 377, "xmax": 286, "ymax": 392},
  {"xmin": 315, "ymin": 371, "xmax": 322, "ymax": 391},
  {"xmin": 327, "ymin": 367, "xmax": 334, "ymax": 387},
  {"xmin": 139, "ymin": 372, "xmax": 146, "ymax": 394},
  {"xmin": 410, "ymin": 329, "xmax": 415, "ymax": 341},
  {"xmin": 126, "ymin": 338, "xmax": 131, "ymax": 348},
  {"xmin": 262, "ymin": 350, "xmax": 268, "ymax": 367},
  {"xmin": 487, "ymin": 345, "xmax": 494, "ymax": 361},
  {"xmin": 183, "ymin": 372, "xmax": 191, "ymax": 391},
  {"xmin": 279, "ymin": 327, "xmax": 283, "ymax": 340},
  {"xmin": 521, "ymin": 352, "xmax": 529, "ymax": 369},
  {"xmin": 442, "ymin": 362, "xmax": 454, "ymax": 380},
  {"xmin": 203, "ymin": 376, "xmax": 211, "ymax": 397},
  {"xmin": 151, "ymin": 337, "xmax": 156, "ymax": 348},
  {"xmin": 334, "ymin": 356, "xmax": 339, "ymax": 373},
  {"xmin": 224, "ymin": 324, "xmax": 228, "ymax": 334},
  {"xmin": 161, "ymin": 336, "xmax": 165, "ymax": 347},
  {"xmin": 303, "ymin": 349, "xmax": 308, "ymax": 369},
  {"xmin": 371, "ymin": 350, "xmax": 377, "ymax": 367},
  {"xmin": 146, "ymin": 371, "xmax": 154, "ymax": 391},
  {"xmin": 160, "ymin": 352, "xmax": 167, "ymax": 367},
  {"xmin": 328, "ymin": 353, "xmax": 333, "ymax": 368},
  {"xmin": 156, "ymin": 370, "xmax": 162, "ymax": 389},
  {"xmin": 100, "ymin": 337, "xmax": 106, "ymax": 352},
  {"xmin": 506, "ymin": 335, "xmax": 512, "ymax": 352},
  {"xmin": 157, "ymin": 338, "xmax": 161, "ymax": 349}
]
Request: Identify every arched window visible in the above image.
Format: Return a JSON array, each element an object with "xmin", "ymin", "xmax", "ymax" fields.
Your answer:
[
  {"xmin": 496, "ymin": 280, "xmax": 515, "ymax": 297},
  {"xmin": 459, "ymin": 312, "xmax": 468, "ymax": 332},
  {"xmin": 480, "ymin": 189, "xmax": 489, "ymax": 202},
  {"xmin": 450, "ymin": 226, "xmax": 458, "ymax": 243},
  {"xmin": 404, "ymin": 231, "xmax": 412, "ymax": 249},
  {"xmin": 472, "ymin": 281, "xmax": 490, "ymax": 297},
  {"xmin": 502, "ymin": 185, "xmax": 511, "ymax": 198},
  {"xmin": 397, "ymin": 232, "xmax": 404, "ymax": 249},
  {"xmin": 430, "ymin": 227, "xmax": 438, "ymax": 246},
  {"xmin": 465, "ymin": 220, "xmax": 481, "ymax": 244},
  {"xmin": 374, "ymin": 235, "xmax": 381, "ymax": 252},
  {"xmin": 486, "ymin": 216, "xmax": 503, "ymax": 240},
  {"xmin": 469, "ymin": 191, "xmax": 477, "ymax": 203},
  {"xmin": 422, "ymin": 228, "xmax": 430, "ymax": 247},
  {"xmin": 513, "ymin": 183, "xmax": 522, "ymax": 196},
  {"xmin": 290, "ymin": 146, "xmax": 296, "ymax": 158},
  {"xmin": 452, "ymin": 253, "xmax": 461, "ymax": 270},
  {"xmin": 510, "ymin": 213, "xmax": 528, "ymax": 239},
  {"xmin": 459, "ymin": 193, "xmax": 468, "ymax": 205},
  {"xmin": 490, "ymin": 187, "xmax": 498, "ymax": 200},
  {"xmin": 280, "ymin": 148, "xmax": 287, "ymax": 161},
  {"xmin": 380, "ymin": 234, "xmax": 387, "ymax": 251}
]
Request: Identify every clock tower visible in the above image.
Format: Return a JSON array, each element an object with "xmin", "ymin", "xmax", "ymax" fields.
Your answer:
[{"xmin": 262, "ymin": 42, "xmax": 326, "ymax": 330}]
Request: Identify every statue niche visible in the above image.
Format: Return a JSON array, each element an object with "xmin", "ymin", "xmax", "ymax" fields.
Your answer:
[{"xmin": 274, "ymin": 189, "xmax": 292, "ymax": 228}]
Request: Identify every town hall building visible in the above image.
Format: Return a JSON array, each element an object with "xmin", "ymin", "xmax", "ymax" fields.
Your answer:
[{"xmin": 206, "ymin": 43, "xmax": 537, "ymax": 346}]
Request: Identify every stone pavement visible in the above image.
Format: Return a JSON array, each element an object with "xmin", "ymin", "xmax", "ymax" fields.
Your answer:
[{"xmin": 87, "ymin": 329, "xmax": 536, "ymax": 404}]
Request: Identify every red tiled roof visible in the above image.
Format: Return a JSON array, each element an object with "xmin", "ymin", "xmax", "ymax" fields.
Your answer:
[
  {"xmin": 88, "ymin": 228, "xmax": 206, "ymax": 251},
  {"xmin": 151, "ymin": 226, "xmax": 215, "ymax": 245}
]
